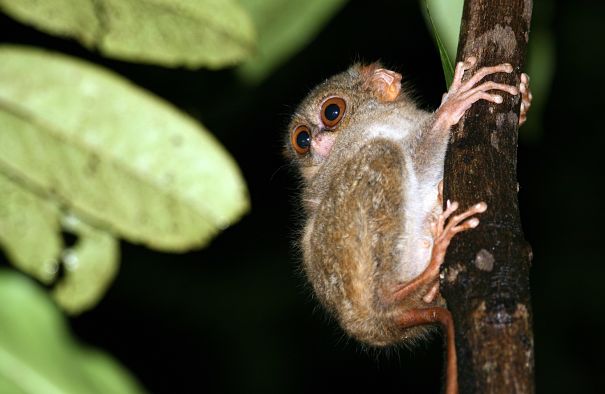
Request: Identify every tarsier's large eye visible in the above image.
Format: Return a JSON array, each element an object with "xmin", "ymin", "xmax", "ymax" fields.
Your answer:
[
  {"xmin": 320, "ymin": 97, "xmax": 346, "ymax": 128},
  {"xmin": 292, "ymin": 125, "xmax": 311, "ymax": 155}
]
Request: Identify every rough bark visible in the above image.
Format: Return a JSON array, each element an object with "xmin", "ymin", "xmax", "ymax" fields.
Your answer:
[{"xmin": 440, "ymin": 1, "xmax": 534, "ymax": 393}]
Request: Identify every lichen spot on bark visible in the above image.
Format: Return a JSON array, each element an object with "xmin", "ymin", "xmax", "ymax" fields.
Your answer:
[
  {"xmin": 478, "ymin": 24, "xmax": 517, "ymax": 58},
  {"xmin": 475, "ymin": 249, "xmax": 495, "ymax": 271}
]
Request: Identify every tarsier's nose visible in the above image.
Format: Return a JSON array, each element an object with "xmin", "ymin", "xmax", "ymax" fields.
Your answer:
[{"xmin": 311, "ymin": 131, "xmax": 337, "ymax": 158}]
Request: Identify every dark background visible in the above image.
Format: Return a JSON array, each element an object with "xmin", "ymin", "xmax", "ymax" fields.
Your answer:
[{"xmin": 2, "ymin": 0, "xmax": 604, "ymax": 393}]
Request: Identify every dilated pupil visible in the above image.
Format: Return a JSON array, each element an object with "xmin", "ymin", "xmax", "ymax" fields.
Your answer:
[
  {"xmin": 324, "ymin": 103, "xmax": 340, "ymax": 121},
  {"xmin": 296, "ymin": 131, "xmax": 310, "ymax": 149}
]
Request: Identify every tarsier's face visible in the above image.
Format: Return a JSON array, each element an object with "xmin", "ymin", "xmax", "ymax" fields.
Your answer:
[
  {"xmin": 291, "ymin": 96, "xmax": 346, "ymax": 156},
  {"xmin": 286, "ymin": 64, "xmax": 404, "ymax": 182},
  {"xmin": 286, "ymin": 72, "xmax": 358, "ymax": 182},
  {"xmin": 289, "ymin": 94, "xmax": 348, "ymax": 179}
]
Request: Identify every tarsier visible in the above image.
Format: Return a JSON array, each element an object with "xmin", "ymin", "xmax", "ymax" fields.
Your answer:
[{"xmin": 286, "ymin": 57, "xmax": 531, "ymax": 394}]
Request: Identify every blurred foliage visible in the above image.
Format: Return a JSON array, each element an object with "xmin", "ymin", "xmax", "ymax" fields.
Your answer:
[
  {"xmin": 522, "ymin": 1, "xmax": 555, "ymax": 142},
  {"xmin": 424, "ymin": 0, "xmax": 462, "ymax": 86},
  {"xmin": 236, "ymin": 0, "xmax": 347, "ymax": 83},
  {"xmin": 0, "ymin": 269, "xmax": 145, "ymax": 393},
  {"xmin": 0, "ymin": 0, "xmax": 256, "ymax": 68},
  {"xmin": 0, "ymin": 0, "xmax": 346, "ymax": 79},
  {"xmin": 425, "ymin": 0, "xmax": 462, "ymax": 64},
  {"xmin": 0, "ymin": 45, "xmax": 249, "ymax": 313}
]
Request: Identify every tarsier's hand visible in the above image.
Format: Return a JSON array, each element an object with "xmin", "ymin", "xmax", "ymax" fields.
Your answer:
[
  {"xmin": 433, "ymin": 57, "xmax": 520, "ymax": 132},
  {"xmin": 519, "ymin": 73, "xmax": 532, "ymax": 126}
]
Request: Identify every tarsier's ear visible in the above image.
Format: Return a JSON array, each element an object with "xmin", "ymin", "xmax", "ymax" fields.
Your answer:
[{"xmin": 359, "ymin": 63, "xmax": 402, "ymax": 102}]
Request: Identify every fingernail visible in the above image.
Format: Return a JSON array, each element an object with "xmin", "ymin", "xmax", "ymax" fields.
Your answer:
[{"xmin": 476, "ymin": 202, "xmax": 487, "ymax": 211}]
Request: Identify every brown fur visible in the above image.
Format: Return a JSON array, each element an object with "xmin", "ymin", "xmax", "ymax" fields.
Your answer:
[{"xmin": 304, "ymin": 140, "xmax": 440, "ymax": 345}]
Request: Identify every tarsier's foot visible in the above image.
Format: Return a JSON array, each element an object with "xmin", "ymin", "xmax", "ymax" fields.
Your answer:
[
  {"xmin": 519, "ymin": 73, "xmax": 532, "ymax": 126},
  {"xmin": 421, "ymin": 200, "xmax": 487, "ymax": 303},
  {"xmin": 393, "ymin": 199, "xmax": 487, "ymax": 303},
  {"xmin": 433, "ymin": 56, "xmax": 519, "ymax": 131},
  {"xmin": 430, "ymin": 200, "xmax": 487, "ymax": 271}
]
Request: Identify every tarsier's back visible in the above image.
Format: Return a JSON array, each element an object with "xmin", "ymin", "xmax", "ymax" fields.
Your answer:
[{"xmin": 301, "ymin": 138, "xmax": 434, "ymax": 346}]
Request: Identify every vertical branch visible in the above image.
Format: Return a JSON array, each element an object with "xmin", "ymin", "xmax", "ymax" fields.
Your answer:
[{"xmin": 441, "ymin": 0, "xmax": 534, "ymax": 393}]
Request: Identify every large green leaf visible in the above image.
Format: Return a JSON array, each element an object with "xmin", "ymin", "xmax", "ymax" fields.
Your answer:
[
  {"xmin": 237, "ymin": 0, "xmax": 347, "ymax": 83},
  {"xmin": 423, "ymin": 0, "xmax": 463, "ymax": 87},
  {"xmin": 0, "ymin": 45, "xmax": 249, "ymax": 254},
  {"xmin": 0, "ymin": 269, "xmax": 145, "ymax": 394},
  {"xmin": 0, "ymin": 0, "xmax": 256, "ymax": 68}
]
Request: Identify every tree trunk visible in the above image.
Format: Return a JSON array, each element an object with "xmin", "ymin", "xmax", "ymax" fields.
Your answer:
[{"xmin": 440, "ymin": 1, "xmax": 534, "ymax": 393}]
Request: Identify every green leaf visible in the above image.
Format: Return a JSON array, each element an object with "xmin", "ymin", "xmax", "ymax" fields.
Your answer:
[
  {"xmin": 237, "ymin": 0, "xmax": 347, "ymax": 84},
  {"xmin": 0, "ymin": 269, "xmax": 145, "ymax": 394},
  {"xmin": 0, "ymin": 0, "xmax": 256, "ymax": 69},
  {"xmin": 0, "ymin": 45, "xmax": 250, "ymax": 252},
  {"xmin": 52, "ymin": 214, "xmax": 119, "ymax": 315},
  {"xmin": 423, "ymin": 0, "xmax": 463, "ymax": 87}
]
